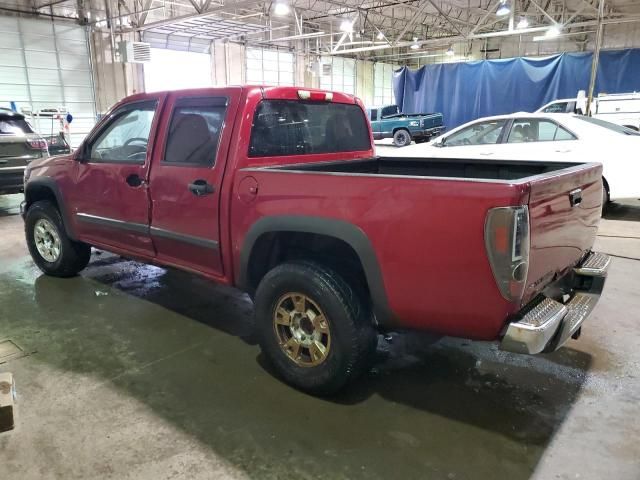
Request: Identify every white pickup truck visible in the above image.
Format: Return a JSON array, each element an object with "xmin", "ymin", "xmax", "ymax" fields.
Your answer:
[{"xmin": 537, "ymin": 92, "xmax": 640, "ymax": 131}]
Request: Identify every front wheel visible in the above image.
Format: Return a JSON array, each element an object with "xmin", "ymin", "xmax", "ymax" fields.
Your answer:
[
  {"xmin": 393, "ymin": 129, "xmax": 412, "ymax": 147},
  {"xmin": 254, "ymin": 261, "xmax": 377, "ymax": 395},
  {"xmin": 25, "ymin": 200, "xmax": 91, "ymax": 277}
]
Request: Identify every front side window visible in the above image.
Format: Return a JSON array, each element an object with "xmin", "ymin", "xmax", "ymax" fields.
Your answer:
[
  {"xmin": 89, "ymin": 101, "xmax": 157, "ymax": 163},
  {"xmin": 249, "ymin": 100, "xmax": 371, "ymax": 157},
  {"xmin": 163, "ymin": 97, "xmax": 227, "ymax": 166},
  {"xmin": 445, "ymin": 120, "xmax": 507, "ymax": 146},
  {"xmin": 507, "ymin": 119, "xmax": 577, "ymax": 143}
]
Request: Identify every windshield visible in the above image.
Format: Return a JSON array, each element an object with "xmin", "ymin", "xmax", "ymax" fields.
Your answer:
[
  {"xmin": 573, "ymin": 115, "xmax": 640, "ymax": 136},
  {"xmin": 0, "ymin": 117, "xmax": 35, "ymax": 135}
]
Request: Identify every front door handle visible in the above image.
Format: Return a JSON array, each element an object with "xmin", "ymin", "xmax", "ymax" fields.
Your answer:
[
  {"xmin": 188, "ymin": 179, "xmax": 215, "ymax": 196},
  {"xmin": 479, "ymin": 151, "xmax": 494, "ymax": 156},
  {"xmin": 126, "ymin": 173, "xmax": 145, "ymax": 187}
]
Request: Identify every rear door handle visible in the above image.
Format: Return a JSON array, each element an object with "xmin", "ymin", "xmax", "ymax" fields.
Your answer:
[
  {"xmin": 479, "ymin": 152, "xmax": 494, "ymax": 156},
  {"xmin": 555, "ymin": 149, "xmax": 572, "ymax": 153},
  {"xmin": 189, "ymin": 179, "xmax": 215, "ymax": 196}
]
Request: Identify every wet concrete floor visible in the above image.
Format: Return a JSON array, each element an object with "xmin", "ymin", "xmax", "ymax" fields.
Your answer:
[{"xmin": 0, "ymin": 193, "xmax": 639, "ymax": 479}]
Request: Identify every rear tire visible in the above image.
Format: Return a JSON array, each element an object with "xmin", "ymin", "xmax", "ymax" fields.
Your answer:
[
  {"xmin": 254, "ymin": 261, "xmax": 377, "ymax": 395},
  {"xmin": 25, "ymin": 200, "xmax": 91, "ymax": 277},
  {"xmin": 393, "ymin": 129, "xmax": 412, "ymax": 147}
]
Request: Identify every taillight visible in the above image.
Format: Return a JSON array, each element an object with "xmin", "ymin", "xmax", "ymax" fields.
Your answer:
[
  {"xmin": 485, "ymin": 206, "xmax": 530, "ymax": 302},
  {"xmin": 26, "ymin": 139, "xmax": 48, "ymax": 151}
]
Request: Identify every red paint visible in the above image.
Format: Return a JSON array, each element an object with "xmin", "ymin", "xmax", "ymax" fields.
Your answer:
[{"xmin": 26, "ymin": 86, "xmax": 602, "ymax": 341}]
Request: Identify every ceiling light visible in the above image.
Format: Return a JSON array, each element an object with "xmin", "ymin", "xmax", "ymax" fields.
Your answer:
[
  {"xmin": 377, "ymin": 31, "xmax": 385, "ymax": 40},
  {"xmin": 545, "ymin": 24, "xmax": 561, "ymax": 38},
  {"xmin": 273, "ymin": 1, "xmax": 289, "ymax": 15},
  {"xmin": 446, "ymin": 45, "xmax": 454, "ymax": 56},
  {"xmin": 340, "ymin": 19, "xmax": 354, "ymax": 32},
  {"xmin": 496, "ymin": 0, "xmax": 510, "ymax": 16},
  {"xmin": 516, "ymin": 17, "xmax": 528, "ymax": 29}
]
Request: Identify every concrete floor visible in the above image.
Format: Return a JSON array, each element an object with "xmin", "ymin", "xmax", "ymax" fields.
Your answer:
[{"xmin": 0, "ymin": 192, "xmax": 639, "ymax": 480}]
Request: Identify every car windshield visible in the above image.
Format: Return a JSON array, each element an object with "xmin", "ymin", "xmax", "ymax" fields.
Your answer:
[
  {"xmin": 573, "ymin": 115, "xmax": 640, "ymax": 136},
  {"xmin": 0, "ymin": 117, "xmax": 35, "ymax": 135}
]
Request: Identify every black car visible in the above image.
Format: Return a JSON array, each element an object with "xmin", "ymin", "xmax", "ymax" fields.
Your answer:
[
  {"xmin": 0, "ymin": 109, "xmax": 49, "ymax": 195},
  {"xmin": 44, "ymin": 133, "xmax": 72, "ymax": 155}
]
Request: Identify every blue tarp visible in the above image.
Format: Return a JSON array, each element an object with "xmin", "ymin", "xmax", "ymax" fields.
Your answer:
[{"xmin": 393, "ymin": 48, "xmax": 640, "ymax": 130}]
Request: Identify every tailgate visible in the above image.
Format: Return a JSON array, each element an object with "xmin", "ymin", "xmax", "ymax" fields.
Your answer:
[{"xmin": 523, "ymin": 162, "xmax": 603, "ymax": 304}]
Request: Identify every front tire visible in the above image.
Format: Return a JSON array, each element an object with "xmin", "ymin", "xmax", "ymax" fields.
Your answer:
[
  {"xmin": 254, "ymin": 261, "xmax": 377, "ymax": 395},
  {"xmin": 393, "ymin": 129, "xmax": 412, "ymax": 147},
  {"xmin": 25, "ymin": 200, "xmax": 91, "ymax": 277}
]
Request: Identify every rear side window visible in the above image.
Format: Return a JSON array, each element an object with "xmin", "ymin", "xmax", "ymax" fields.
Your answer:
[
  {"xmin": 369, "ymin": 109, "xmax": 378, "ymax": 121},
  {"xmin": 507, "ymin": 119, "xmax": 576, "ymax": 143},
  {"xmin": 0, "ymin": 117, "xmax": 34, "ymax": 135},
  {"xmin": 249, "ymin": 100, "xmax": 370, "ymax": 157},
  {"xmin": 164, "ymin": 97, "xmax": 227, "ymax": 166}
]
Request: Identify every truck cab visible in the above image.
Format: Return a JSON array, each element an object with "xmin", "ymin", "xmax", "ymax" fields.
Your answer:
[{"xmin": 367, "ymin": 104, "xmax": 444, "ymax": 147}]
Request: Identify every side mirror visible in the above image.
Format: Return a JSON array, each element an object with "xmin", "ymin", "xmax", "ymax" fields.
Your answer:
[
  {"xmin": 74, "ymin": 143, "xmax": 89, "ymax": 162},
  {"xmin": 434, "ymin": 138, "xmax": 446, "ymax": 148}
]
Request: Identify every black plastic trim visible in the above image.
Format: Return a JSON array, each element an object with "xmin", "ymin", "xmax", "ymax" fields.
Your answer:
[
  {"xmin": 24, "ymin": 177, "xmax": 76, "ymax": 240},
  {"xmin": 150, "ymin": 226, "xmax": 219, "ymax": 249},
  {"xmin": 239, "ymin": 215, "xmax": 395, "ymax": 327}
]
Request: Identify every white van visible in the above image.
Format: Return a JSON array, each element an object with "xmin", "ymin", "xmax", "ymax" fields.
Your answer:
[{"xmin": 537, "ymin": 91, "xmax": 640, "ymax": 131}]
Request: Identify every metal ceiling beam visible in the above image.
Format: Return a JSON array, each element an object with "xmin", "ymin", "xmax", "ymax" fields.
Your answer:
[
  {"xmin": 426, "ymin": 0, "xmax": 464, "ymax": 36},
  {"xmin": 329, "ymin": 14, "xmax": 640, "ymax": 55},
  {"xmin": 131, "ymin": 0, "xmax": 263, "ymax": 30},
  {"xmin": 393, "ymin": 1, "xmax": 430, "ymax": 43}
]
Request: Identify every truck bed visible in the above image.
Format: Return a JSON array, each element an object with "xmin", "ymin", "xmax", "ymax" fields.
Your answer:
[
  {"xmin": 238, "ymin": 156, "xmax": 602, "ymax": 340},
  {"xmin": 268, "ymin": 156, "xmax": 581, "ymax": 181}
]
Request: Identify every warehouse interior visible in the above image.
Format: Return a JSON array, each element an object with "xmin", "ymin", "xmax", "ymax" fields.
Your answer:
[{"xmin": 1, "ymin": 0, "xmax": 640, "ymax": 479}]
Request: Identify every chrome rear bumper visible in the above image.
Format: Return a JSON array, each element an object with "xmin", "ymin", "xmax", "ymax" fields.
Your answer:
[{"xmin": 500, "ymin": 251, "xmax": 609, "ymax": 355}]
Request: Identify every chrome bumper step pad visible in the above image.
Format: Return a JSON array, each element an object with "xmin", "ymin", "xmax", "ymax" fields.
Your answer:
[{"xmin": 500, "ymin": 251, "xmax": 610, "ymax": 355}]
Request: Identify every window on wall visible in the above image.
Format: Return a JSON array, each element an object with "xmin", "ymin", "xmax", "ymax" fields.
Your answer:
[
  {"xmin": 374, "ymin": 62, "xmax": 396, "ymax": 106},
  {"xmin": 144, "ymin": 48, "xmax": 213, "ymax": 92},
  {"xmin": 246, "ymin": 47, "xmax": 294, "ymax": 86},
  {"xmin": 320, "ymin": 57, "xmax": 356, "ymax": 95}
]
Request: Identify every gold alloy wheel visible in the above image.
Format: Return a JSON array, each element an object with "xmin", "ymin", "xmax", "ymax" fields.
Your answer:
[{"xmin": 273, "ymin": 292, "xmax": 331, "ymax": 367}]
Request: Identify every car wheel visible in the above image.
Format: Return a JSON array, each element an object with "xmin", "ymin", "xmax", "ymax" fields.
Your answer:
[
  {"xmin": 393, "ymin": 129, "xmax": 412, "ymax": 147},
  {"xmin": 254, "ymin": 261, "xmax": 377, "ymax": 395},
  {"xmin": 25, "ymin": 200, "xmax": 91, "ymax": 277},
  {"xmin": 601, "ymin": 186, "xmax": 610, "ymax": 216}
]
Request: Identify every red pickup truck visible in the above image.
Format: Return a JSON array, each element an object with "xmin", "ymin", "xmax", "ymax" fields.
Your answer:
[{"xmin": 21, "ymin": 86, "xmax": 610, "ymax": 395}]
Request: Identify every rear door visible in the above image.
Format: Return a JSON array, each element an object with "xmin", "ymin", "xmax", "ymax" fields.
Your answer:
[{"xmin": 148, "ymin": 89, "xmax": 241, "ymax": 277}]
